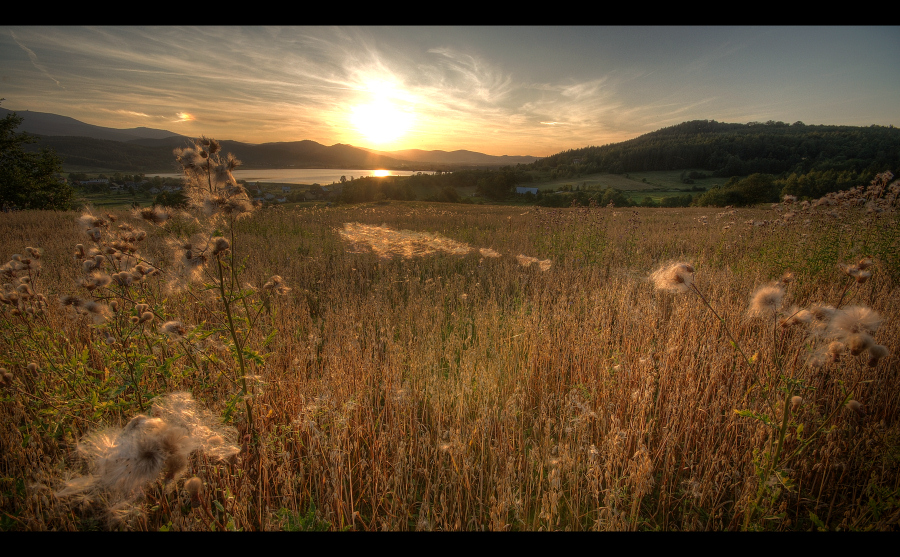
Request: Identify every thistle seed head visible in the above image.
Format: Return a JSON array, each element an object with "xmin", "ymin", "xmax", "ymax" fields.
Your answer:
[
  {"xmin": 749, "ymin": 285, "xmax": 784, "ymax": 317},
  {"xmin": 846, "ymin": 399, "xmax": 865, "ymax": 417},
  {"xmin": 867, "ymin": 344, "xmax": 889, "ymax": 367},
  {"xmin": 650, "ymin": 262, "xmax": 694, "ymax": 293}
]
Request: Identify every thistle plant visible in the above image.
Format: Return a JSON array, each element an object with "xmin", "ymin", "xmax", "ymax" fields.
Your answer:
[
  {"xmin": 169, "ymin": 137, "xmax": 289, "ymax": 429},
  {"xmin": 650, "ymin": 258, "xmax": 891, "ymax": 530}
]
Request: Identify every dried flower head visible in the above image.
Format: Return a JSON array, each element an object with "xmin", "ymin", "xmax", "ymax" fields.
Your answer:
[
  {"xmin": 184, "ymin": 477, "xmax": 203, "ymax": 508},
  {"xmin": 830, "ymin": 306, "xmax": 882, "ymax": 338},
  {"xmin": 749, "ymin": 285, "xmax": 784, "ymax": 317},
  {"xmin": 160, "ymin": 321, "xmax": 187, "ymax": 338},
  {"xmin": 650, "ymin": 262, "xmax": 694, "ymax": 293},
  {"xmin": 809, "ymin": 304, "xmax": 837, "ymax": 322},
  {"xmin": 780, "ymin": 307, "xmax": 812, "ymax": 328},
  {"xmin": 827, "ymin": 341, "xmax": 846, "ymax": 362},
  {"xmin": 262, "ymin": 275, "xmax": 291, "ymax": 296},
  {"xmin": 846, "ymin": 333, "xmax": 875, "ymax": 356},
  {"xmin": 135, "ymin": 206, "xmax": 169, "ymax": 225},
  {"xmin": 867, "ymin": 344, "xmax": 889, "ymax": 367},
  {"xmin": 791, "ymin": 396, "xmax": 803, "ymax": 409},
  {"xmin": 845, "ymin": 399, "xmax": 865, "ymax": 417},
  {"xmin": 56, "ymin": 393, "xmax": 239, "ymax": 510},
  {"xmin": 211, "ymin": 237, "xmax": 230, "ymax": 256}
]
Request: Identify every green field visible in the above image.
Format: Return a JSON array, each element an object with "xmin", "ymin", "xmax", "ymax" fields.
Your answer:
[{"xmin": 525, "ymin": 169, "xmax": 723, "ymax": 193}]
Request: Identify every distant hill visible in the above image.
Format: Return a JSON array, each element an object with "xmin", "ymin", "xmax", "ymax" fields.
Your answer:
[
  {"xmin": 24, "ymin": 135, "xmax": 417, "ymax": 173},
  {"xmin": 6, "ymin": 107, "xmax": 536, "ymax": 171},
  {"xmin": 0, "ymin": 107, "xmax": 181, "ymax": 142},
  {"xmin": 528, "ymin": 120, "xmax": 900, "ymax": 178},
  {"xmin": 364, "ymin": 148, "xmax": 539, "ymax": 166}
]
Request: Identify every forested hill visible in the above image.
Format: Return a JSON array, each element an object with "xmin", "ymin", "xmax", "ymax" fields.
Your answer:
[{"xmin": 529, "ymin": 120, "xmax": 899, "ymax": 177}]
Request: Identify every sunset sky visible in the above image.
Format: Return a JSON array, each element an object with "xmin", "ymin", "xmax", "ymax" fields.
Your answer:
[{"xmin": 1, "ymin": 26, "xmax": 898, "ymax": 157}]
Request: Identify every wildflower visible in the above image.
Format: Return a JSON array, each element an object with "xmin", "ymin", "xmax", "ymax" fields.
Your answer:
[
  {"xmin": 650, "ymin": 262, "xmax": 694, "ymax": 293},
  {"xmin": 748, "ymin": 285, "xmax": 784, "ymax": 317}
]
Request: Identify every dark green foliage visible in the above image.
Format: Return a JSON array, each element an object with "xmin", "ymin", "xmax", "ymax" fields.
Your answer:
[
  {"xmin": 695, "ymin": 173, "xmax": 780, "ymax": 207},
  {"xmin": 537, "ymin": 187, "xmax": 634, "ymax": 208},
  {"xmin": 0, "ymin": 102, "xmax": 74, "ymax": 210},
  {"xmin": 154, "ymin": 189, "xmax": 188, "ymax": 208},
  {"xmin": 528, "ymin": 120, "xmax": 899, "ymax": 180}
]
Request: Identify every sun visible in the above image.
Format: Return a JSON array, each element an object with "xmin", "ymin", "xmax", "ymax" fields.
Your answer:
[{"xmin": 350, "ymin": 87, "xmax": 415, "ymax": 147}]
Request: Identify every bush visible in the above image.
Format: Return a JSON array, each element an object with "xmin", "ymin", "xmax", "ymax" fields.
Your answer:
[{"xmin": 0, "ymin": 101, "xmax": 74, "ymax": 210}]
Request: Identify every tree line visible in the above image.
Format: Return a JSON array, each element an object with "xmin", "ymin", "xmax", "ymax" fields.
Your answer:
[{"xmin": 528, "ymin": 120, "xmax": 899, "ymax": 180}]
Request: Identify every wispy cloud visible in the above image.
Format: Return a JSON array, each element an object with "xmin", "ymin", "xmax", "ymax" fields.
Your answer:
[
  {"xmin": 9, "ymin": 30, "xmax": 64, "ymax": 89},
  {"xmin": 1, "ymin": 26, "xmax": 896, "ymax": 155}
]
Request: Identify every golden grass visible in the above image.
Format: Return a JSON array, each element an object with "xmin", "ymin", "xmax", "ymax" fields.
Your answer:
[{"xmin": 1, "ymin": 200, "xmax": 898, "ymax": 531}]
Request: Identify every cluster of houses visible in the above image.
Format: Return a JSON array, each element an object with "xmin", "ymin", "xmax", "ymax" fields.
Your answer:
[
  {"xmin": 249, "ymin": 183, "xmax": 345, "ymax": 204},
  {"xmin": 73, "ymin": 177, "xmax": 178, "ymax": 194}
]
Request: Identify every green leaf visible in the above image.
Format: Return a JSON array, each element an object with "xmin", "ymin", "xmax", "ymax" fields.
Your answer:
[
  {"xmin": 214, "ymin": 500, "xmax": 225, "ymax": 512},
  {"xmin": 262, "ymin": 328, "xmax": 278, "ymax": 348},
  {"xmin": 809, "ymin": 511, "xmax": 826, "ymax": 530}
]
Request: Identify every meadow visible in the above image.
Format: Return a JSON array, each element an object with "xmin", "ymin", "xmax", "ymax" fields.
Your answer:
[{"xmin": 1, "ymin": 166, "xmax": 898, "ymax": 531}]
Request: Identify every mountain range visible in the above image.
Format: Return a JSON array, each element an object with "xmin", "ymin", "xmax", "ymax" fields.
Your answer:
[{"xmin": 2, "ymin": 107, "xmax": 540, "ymax": 172}]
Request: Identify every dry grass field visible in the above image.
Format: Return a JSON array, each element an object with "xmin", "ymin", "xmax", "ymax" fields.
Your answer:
[{"xmin": 1, "ymin": 171, "xmax": 899, "ymax": 530}]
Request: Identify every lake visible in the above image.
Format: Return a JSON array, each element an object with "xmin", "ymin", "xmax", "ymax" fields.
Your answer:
[{"xmin": 149, "ymin": 168, "xmax": 436, "ymax": 185}]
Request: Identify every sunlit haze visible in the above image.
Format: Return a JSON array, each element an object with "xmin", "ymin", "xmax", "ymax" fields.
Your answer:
[{"xmin": 1, "ymin": 26, "xmax": 898, "ymax": 156}]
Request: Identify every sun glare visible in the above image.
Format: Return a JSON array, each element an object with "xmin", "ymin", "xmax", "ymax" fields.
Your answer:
[
  {"xmin": 372, "ymin": 169, "xmax": 391, "ymax": 177},
  {"xmin": 351, "ymin": 99, "xmax": 414, "ymax": 146},
  {"xmin": 349, "ymin": 81, "xmax": 416, "ymax": 147}
]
